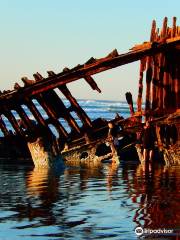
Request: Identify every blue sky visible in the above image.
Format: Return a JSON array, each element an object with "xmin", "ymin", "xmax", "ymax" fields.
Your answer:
[{"xmin": 0, "ymin": 0, "xmax": 179, "ymax": 100}]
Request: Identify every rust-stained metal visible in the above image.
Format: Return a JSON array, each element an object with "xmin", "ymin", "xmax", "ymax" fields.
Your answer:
[
  {"xmin": 59, "ymin": 85, "xmax": 92, "ymax": 128},
  {"xmin": 84, "ymin": 75, "xmax": 101, "ymax": 93},
  {"xmin": 125, "ymin": 92, "xmax": 134, "ymax": 117},
  {"xmin": 15, "ymin": 105, "xmax": 34, "ymax": 130},
  {"xmin": 0, "ymin": 37, "xmax": 179, "ymax": 102},
  {"xmin": 0, "ymin": 17, "xmax": 179, "ymax": 167},
  {"xmin": 137, "ymin": 58, "xmax": 146, "ymax": 114},
  {"xmin": 145, "ymin": 20, "xmax": 156, "ymax": 114},
  {"xmin": 152, "ymin": 54, "xmax": 158, "ymax": 110},
  {"xmin": 4, "ymin": 110, "xmax": 24, "ymax": 136},
  {"xmin": 25, "ymin": 100, "xmax": 47, "ymax": 129},
  {"xmin": 0, "ymin": 116, "xmax": 9, "ymax": 136},
  {"xmin": 36, "ymin": 95, "xmax": 68, "ymax": 138}
]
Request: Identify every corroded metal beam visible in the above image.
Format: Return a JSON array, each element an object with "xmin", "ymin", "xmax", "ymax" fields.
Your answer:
[
  {"xmin": 15, "ymin": 105, "xmax": 34, "ymax": 130},
  {"xmin": 4, "ymin": 110, "xmax": 24, "ymax": 136},
  {"xmin": 40, "ymin": 90, "xmax": 81, "ymax": 134},
  {"xmin": 137, "ymin": 58, "xmax": 146, "ymax": 113},
  {"xmin": 36, "ymin": 94, "xmax": 68, "ymax": 138},
  {"xmin": 84, "ymin": 75, "xmax": 101, "ymax": 93},
  {"xmin": 25, "ymin": 100, "xmax": 47, "ymax": 128},
  {"xmin": 0, "ymin": 116, "xmax": 9, "ymax": 136},
  {"xmin": 0, "ymin": 37, "xmax": 179, "ymax": 104},
  {"xmin": 145, "ymin": 20, "xmax": 156, "ymax": 114},
  {"xmin": 59, "ymin": 85, "xmax": 92, "ymax": 128}
]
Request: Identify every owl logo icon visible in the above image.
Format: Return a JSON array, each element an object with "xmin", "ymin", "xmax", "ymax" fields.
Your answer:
[{"xmin": 135, "ymin": 227, "xmax": 143, "ymax": 236}]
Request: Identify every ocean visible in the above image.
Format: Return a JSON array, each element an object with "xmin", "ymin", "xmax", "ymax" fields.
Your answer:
[
  {"xmin": 0, "ymin": 99, "xmax": 179, "ymax": 239},
  {"xmin": 0, "ymin": 99, "xmax": 132, "ymax": 137}
]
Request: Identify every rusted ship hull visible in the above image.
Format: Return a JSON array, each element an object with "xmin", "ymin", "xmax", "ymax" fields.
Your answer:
[{"xmin": 0, "ymin": 17, "xmax": 179, "ymax": 168}]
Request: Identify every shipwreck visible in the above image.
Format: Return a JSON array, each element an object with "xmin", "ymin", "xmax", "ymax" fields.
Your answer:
[{"xmin": 0, "ymin": 17, "xmax": 179, "ymax": 168}]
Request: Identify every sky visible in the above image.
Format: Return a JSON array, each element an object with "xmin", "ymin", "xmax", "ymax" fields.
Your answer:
[{"xmin": 0, "ymin": 0, "xmax": 179, "ymax": 101}]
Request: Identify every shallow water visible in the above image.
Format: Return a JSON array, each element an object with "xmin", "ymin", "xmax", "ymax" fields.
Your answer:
[
  {"xmin": 0, "ymin": 162, "xmax": 179, "ymax": 240},
  {"xmin": 0, "ymin": 100, "xmax": 179, "ymax": 239}
]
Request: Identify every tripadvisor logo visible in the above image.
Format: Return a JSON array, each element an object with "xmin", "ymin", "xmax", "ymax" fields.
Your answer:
[
  {"xmin": 135, "ymin": 227, "xmax": 143, "ymax": 236},
  {"xmin": 135, "ymin": 227, "xmax": 174, "ymax": 236}
]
